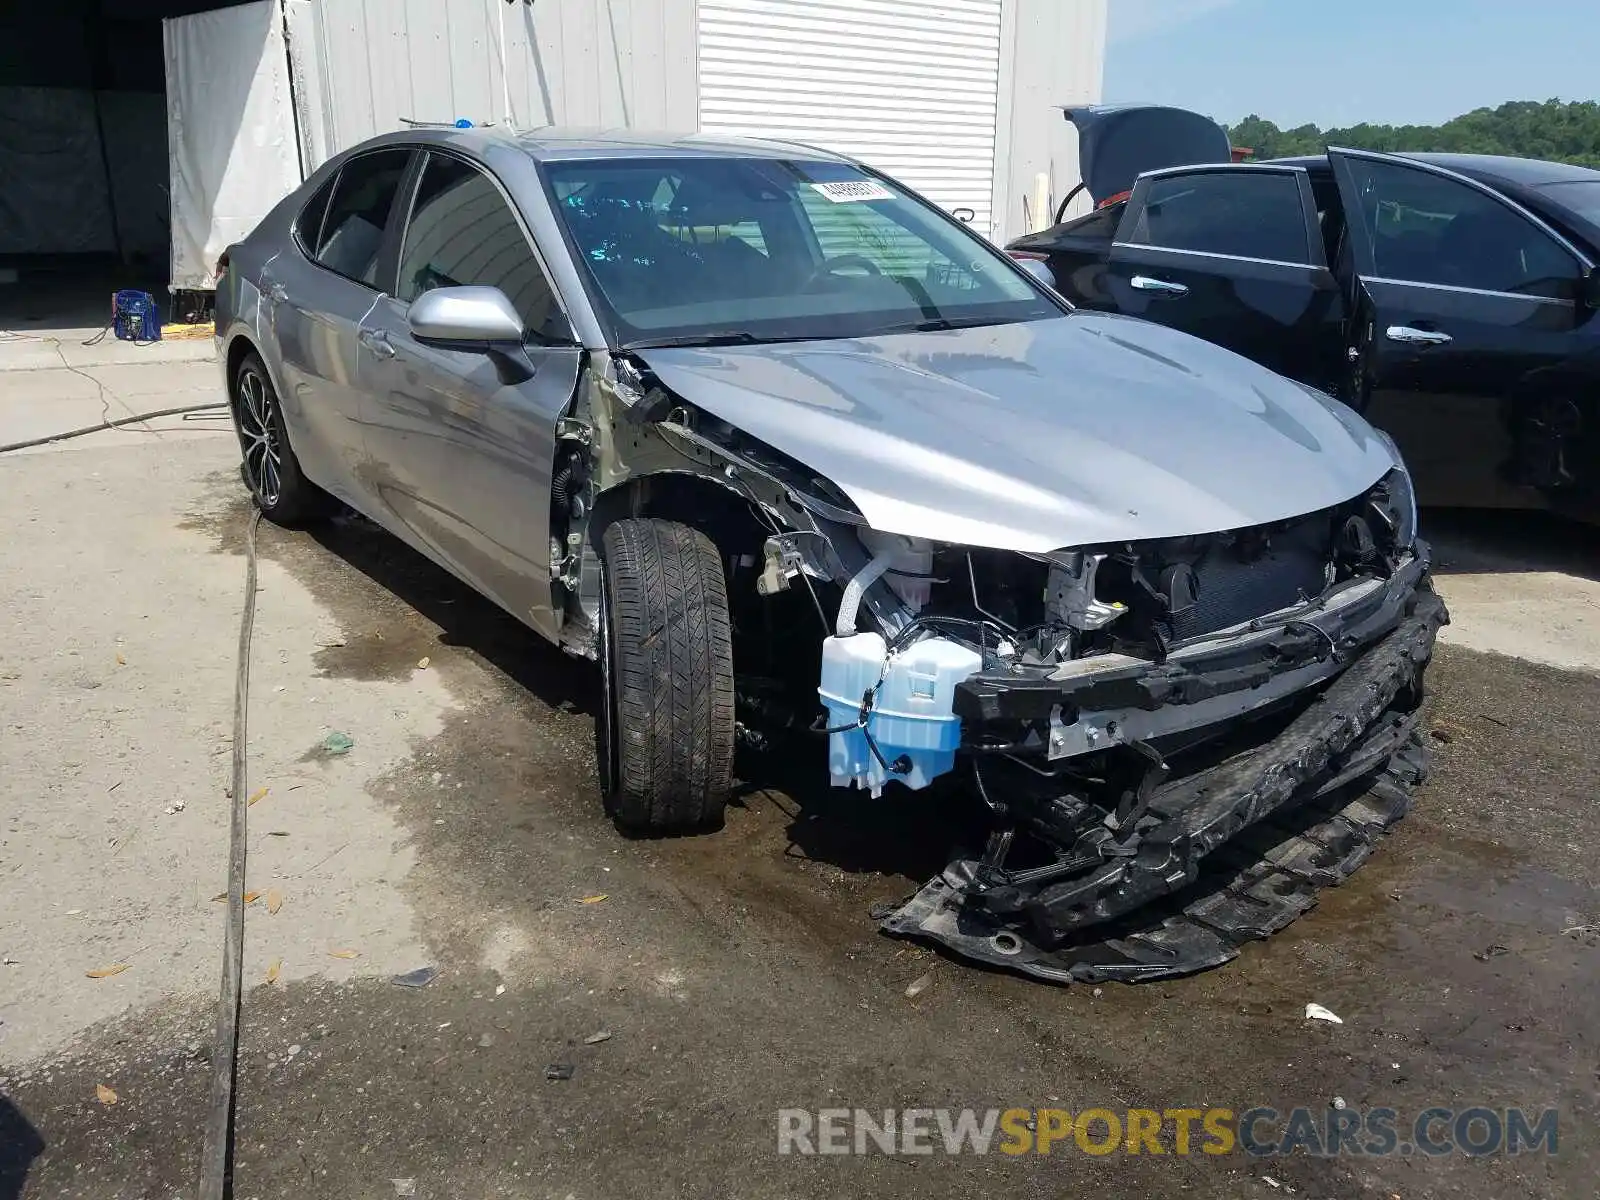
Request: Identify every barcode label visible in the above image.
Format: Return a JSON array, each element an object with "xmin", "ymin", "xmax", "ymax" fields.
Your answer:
[{"xmin": 810, "ymin": 180, "xmax": 895, "ymax": 204}]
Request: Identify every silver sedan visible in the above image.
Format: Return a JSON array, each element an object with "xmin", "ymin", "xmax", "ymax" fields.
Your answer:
[{"xmin": 215, "ymin": 128, "xmax": 1444, "ymax": 982}]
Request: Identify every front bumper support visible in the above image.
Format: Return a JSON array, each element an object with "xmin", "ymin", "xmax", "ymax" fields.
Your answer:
[{"xmin": 880, "ymin": 587, "xmax": 1448, "ymax": 983}]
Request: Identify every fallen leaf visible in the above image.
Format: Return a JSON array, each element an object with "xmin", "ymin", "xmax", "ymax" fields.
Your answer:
[
  {"xmin": 904, "ymin": 971, "xmax": 934, "ymax": 999},
  {"xmin": 248, "ymin": 787, "xmax": 269, "ymax": 806},
  {"xmin": 86, "ymin": 964, "xmax": 130, "ymax": 979},
  {"xmin": 95, "ymin": 1083, "xmax": 118, "ymax": 1105},
  {"xmin": 584, "ymin": 1030, "xmax": 613, "ymax": 1045},
  {"xmin": 115, "ymin": 653, "xmax": 126, "ymax": 666},
  {"xmin": 416, "ymin": 656, "xmax": 430, "ymax": 670},
  {"xmin": 266, "ymin": 889, "xmax": 283, "ymax": 915},
  {"xmin": 1304, "ymin": 1002, "xmax": 1343, "ymax": 1024},
  {"xmin": 266, "ymin": 959, "xmax": 281, "ymax": 985},
  {"xmin": 579, "ymin": 894, "xmax": 608, "ymax": 905},
  {"xmin": 328, "ymin": 948, "xmax": 360, "ymax": 960},
  {"xmin": 209, "ymin": 891, "xmax": 262, "ymax": 904}
]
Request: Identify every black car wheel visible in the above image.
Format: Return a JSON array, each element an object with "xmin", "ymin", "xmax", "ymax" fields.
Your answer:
[
  {"xmin": 596, "ymin": 518, "xmax": 735, "ymax": 833},
  {"xmin": 232, "ymin": 351, "xmax": 331, "ymax": 525}
]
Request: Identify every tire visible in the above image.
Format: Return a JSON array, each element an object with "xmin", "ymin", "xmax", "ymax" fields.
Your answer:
[
  {"xmin": 232, "ymin": 351, "xmax": 332, "ymax": 526},
  {"xmin": 597, "ymin": 518, "xmax": 736, "ymax": 833}
]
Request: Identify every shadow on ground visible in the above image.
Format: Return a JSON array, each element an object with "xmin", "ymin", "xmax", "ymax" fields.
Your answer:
[
  {"xmin": 1425, "ymin": 505, "xmax": 1600, "ymax": 580},
  {"xmin": 0, "ymin": 1096, "xmax": 44, "ymax": 1200}
]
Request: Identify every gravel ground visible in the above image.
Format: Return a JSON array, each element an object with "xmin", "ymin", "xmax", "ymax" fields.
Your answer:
[{"xmin": 2, "ymin": 436, "xmax": 1596, "ymax": 1199}]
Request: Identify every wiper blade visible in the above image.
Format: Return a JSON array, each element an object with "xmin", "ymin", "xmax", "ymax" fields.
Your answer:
[
  {"xmin": 874, "ymin": 315, "xmax": 1018, "ymax": 335},
  {"xmin": 623, "ymin": 330, "xmax": 798, "ymax": 349}
]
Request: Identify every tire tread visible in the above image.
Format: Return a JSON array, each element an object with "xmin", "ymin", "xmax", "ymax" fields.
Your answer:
[{"xmin": 601, "ymin": 518, "xmax": 735, "ymax": 832}]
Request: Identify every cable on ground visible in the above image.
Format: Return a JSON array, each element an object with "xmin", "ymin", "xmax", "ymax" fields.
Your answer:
[{"xmin": 198, "ymin": 505, "xmax": 261, "ymax": 1200}]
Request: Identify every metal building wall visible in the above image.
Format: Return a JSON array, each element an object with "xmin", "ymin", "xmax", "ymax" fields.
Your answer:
[
  {"xmin": 697, "ymin": 0, "xmax": 1006, "ymax": 236},
  {"xmin": 287, "ymin": 0, "xmax": 699, "ymax": 171},
  {"xmin": 992, "ymin": 0, "xmax": 1107, "ymax": 242},
  {"xmin": 283, "ymin": 0, "xmax": 1103, "ymax": 246}
]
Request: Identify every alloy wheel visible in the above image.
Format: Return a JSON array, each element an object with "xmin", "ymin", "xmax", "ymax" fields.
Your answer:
[{"xmin": 235, "ymin": 367, "xmax": 283, "ymax": 507}]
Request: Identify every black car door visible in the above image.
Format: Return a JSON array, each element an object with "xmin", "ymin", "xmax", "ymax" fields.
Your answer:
[
  {"xmin": 1102, "ymin": 165, "xmax": 1346, "ymax": 387},
  {"xmin": 1328, "ymin": 149, "xmax": 1598, "ymax": 506}
]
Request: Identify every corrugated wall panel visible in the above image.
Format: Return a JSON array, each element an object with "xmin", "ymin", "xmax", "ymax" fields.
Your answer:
[
  {"xmin": 995, "ymin": 0, "xmax": 1106, "ymax": 240},
  {"xmin": 696, "ymin": 0, "xmax": 1002, "ymax": 235}
]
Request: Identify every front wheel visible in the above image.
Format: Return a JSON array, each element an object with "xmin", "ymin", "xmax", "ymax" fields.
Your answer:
[
  {"xmin": 596, "ymin": 518, "xmax": 736, "ymax": 833},
  {"xmin": 232, "ymin": 351, "xmax": 332, "ymax": 525}
]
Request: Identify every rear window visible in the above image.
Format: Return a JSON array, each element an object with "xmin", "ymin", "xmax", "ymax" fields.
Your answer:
[{"xmin": 1124, "ymin": 172, "xmax": 1313, "ymax": 265}]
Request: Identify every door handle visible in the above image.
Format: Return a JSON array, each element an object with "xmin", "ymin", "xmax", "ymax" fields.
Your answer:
[
  {"xmin": 359, "ymin": 328, "xmax": 397, "ymax": 359},
  {"xmin": 1130, "ymin": 275, "xmax": 1189, "ymax": 297},
  {"xmin": 1386, "ymin": 325, "xmax": 1452, "ymax": 346}
]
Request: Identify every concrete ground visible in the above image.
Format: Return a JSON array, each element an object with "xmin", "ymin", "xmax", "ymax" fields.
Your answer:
[{"xmin": 1, "ymin": 355, "xmax": 1597, "ymax": 1198}]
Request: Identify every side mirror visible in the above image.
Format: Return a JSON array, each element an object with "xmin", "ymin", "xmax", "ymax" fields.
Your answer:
[
  {"xmin": 1012, "ymin": 256, "xmax": 1057, "ymax": 291},
  {"xmin": 408, "ymin": 286, "xmax": 524, "ymax": 346}
]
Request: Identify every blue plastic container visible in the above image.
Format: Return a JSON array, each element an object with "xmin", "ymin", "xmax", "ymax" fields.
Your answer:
[{"xmin": 819, "ymin": 633, "xmax": 982, "ymax": 796}]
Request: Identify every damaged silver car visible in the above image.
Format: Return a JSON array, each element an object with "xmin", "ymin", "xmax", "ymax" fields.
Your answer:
[{"xmin": 215, "ymin": 128, "xmax": 1447, "ymax": 982}]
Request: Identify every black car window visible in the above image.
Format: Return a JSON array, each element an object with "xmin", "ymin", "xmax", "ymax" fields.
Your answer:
[
  {"xmin": 314, "ymin": 148, "xmax": 411, "ymax": 286},
  {"xmin": 1343, "ymin": 158, "xmax": 1580, "ymax": 299},
  {"xmin": 398, "ymin": 153, "xmax": 567, "ymax": 341},
  {"xmin": 1124, "ymin": 172, "xmax": 1312, "ymax": 264}
]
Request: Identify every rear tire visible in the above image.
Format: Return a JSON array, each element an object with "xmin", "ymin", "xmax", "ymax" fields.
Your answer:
[
  {"xmin": 232, "ymin": 351, "xmax": 333, "ymax": 526},
  {"xmin": 597, "ymin": 518, "xmax": 736, "ymax": 833}
]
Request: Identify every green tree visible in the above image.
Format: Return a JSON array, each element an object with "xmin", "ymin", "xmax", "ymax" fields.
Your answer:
[{"xmin": 1226, "ymin": 100, "xmax": 1600, "ymax": 168}]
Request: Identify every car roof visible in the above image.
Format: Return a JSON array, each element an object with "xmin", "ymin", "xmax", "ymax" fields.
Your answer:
[
  {"xmin": 350, "ymin": 124, "xmax": 855, "ymax": 164},
  {"xmin": 1266, "ymin": 149, "xmax": 1600, "ymax": 189},
  {"xmin": 1395, "ymin": 152, "xmax": 1600, "ymax": 188}
]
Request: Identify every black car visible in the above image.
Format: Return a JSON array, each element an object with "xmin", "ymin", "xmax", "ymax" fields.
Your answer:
[{"xmin": 1010, "ymin": 104, "xmax": 1600, "ymax": 517}]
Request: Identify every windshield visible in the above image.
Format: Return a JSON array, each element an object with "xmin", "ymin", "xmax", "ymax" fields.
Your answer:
[
  {"xmin": 1540, "ymin": 180, "xmax": 1600, "ymax": 227},
  {"xmin": 540, "ymin": 156, "xmax": 1061, "ymax": 346}
]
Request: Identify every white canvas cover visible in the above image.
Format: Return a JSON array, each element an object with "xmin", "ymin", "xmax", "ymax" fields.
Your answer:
[{"xmin": 163, "ymin": 0, "xmax": 302, "ymax": 290}]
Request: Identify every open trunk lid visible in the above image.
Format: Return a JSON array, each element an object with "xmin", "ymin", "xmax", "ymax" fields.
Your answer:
[{"xmin": 1064, "ymin": 103, "xmax": 1234, "ymax": 207}]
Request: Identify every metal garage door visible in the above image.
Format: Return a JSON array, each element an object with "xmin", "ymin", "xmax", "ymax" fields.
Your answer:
[{"xmin": 696, "ymin": 0, "xmax": 1003, "ymax": 236}]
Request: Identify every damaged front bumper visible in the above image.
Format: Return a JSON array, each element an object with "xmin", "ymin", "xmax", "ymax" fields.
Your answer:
[{"xmin": 881, "ymin": 553, "xmax": 1449, "ymax": 983}]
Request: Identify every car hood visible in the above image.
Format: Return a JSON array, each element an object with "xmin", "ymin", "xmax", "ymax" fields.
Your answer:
[
  {"xmin": 633, "ymin": 314, "xmax": 1399, "ymax": 555},
  {"xmin": 1064, "ymin": 103, "xmax": 1234, "ymax": 206}
]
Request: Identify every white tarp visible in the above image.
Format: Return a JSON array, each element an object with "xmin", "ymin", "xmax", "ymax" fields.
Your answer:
[{"xmin": 164, "ymin": 0, "xmax": 302, "ymax": 290}]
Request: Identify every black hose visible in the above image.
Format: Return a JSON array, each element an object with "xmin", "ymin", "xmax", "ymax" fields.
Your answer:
[
  {"xmin": 551, "ymin": 461, "xmax": 575, "ymax": 510},
  {"xmin": 198, "ymin": 506, "xmax": 260, "ymax": 1200},
  {"xmin": 0, "ymin": 402, "xmax": 227, "ymax": 455}
]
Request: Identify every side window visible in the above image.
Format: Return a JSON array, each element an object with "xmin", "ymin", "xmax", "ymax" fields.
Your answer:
[
  {"xmin": 1343, "ymin": 158, "xmax": 1580, "ymax": 299},
  {"xmin": 294, "ymin": 174, "xmax": 336, "ymax": 254},
  {"xmin": 398, "ymin": 153, "xmax": 567, "ymax": 340},
  {"xmin": 314, "ymin": 148, "xmax": 412, "ymax": 286},
  {"xmin": 1124, "ymin": 172, "xmax": 1313, "ymax": 265}
]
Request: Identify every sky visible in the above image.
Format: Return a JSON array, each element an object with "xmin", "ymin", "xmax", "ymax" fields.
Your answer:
[{"xmin": 1103, "ymin": 0, "xmax": 1600, "ymax": 130}]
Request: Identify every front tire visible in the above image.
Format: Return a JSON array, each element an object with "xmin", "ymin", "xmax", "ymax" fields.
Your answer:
[
  {"xmin": 597, "ymin": 518, "xmax": 736, "ymax": 833},
  {"xmin": 232, "ymin": 351, "xmax": 332, "ymax": 525}
]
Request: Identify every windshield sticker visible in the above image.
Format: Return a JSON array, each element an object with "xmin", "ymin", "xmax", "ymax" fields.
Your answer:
[{"xmin": 809, "ymin": 179, "xmax": 895, "ymax": 204}]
